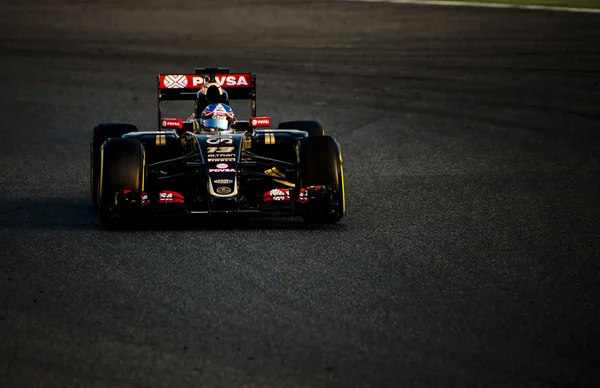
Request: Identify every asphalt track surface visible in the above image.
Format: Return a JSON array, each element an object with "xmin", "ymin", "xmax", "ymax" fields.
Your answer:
[{"xmin": 1, "ymin": 1, "xmax": 599, "ymax": 387}]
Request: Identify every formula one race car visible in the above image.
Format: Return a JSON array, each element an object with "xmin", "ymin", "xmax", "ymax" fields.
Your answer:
[{"xmin": 89, "ymin": 67, "xmax": 345, "ymax": 227}]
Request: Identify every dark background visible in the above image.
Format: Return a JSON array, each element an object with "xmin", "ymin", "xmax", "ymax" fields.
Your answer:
[{"xmin": 1, "ymin": 1, "xmax": 599, "ymax": 387}]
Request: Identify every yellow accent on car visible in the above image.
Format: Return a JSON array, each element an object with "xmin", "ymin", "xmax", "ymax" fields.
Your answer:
[
  {"xmin": 141, "ymin": 149, "xmax": 146, "ymax": 191},
  {"xmin": 155, "ymin": 134, "xmax": 166, "ymax": 146},
  {"xmin": 90, "ymin": 135, "xmax": 94, "ymax": 201},
  {"xmin": 264, "ymin": 130, "xmax": 275, "ymax": 145},
  {"xmin": 264, "ymin": 167, "xmax": 294, "ymax": 187},
  {"xmin": 265, "ymin": 167, "xmax": 284, "ymax": 177},
  {"xmin": 339, "ymin": 148, "xmax": 346, "ymax": 214},
  {"xmin": 274, "ymin": 179, "xmax": 295, "ymax": 188},
  {"xmin": 98, "ymin": 143, "xmax": 105, "ymax": 203}
]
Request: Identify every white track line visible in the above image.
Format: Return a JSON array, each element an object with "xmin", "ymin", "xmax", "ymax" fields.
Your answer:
[{"xmin": 341, "ymin": 0, "xmax": 600, "ymax": 14}]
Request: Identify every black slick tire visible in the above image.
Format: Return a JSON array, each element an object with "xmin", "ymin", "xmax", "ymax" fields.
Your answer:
[
  {"xmin": 297, "ymin": 135, "xmax": 345, "ymax": 224},
  {"xmin": 98, "ymin": 138, "xmax": 146, "ymax": 228},
  {"xmin": 90, "ymin": 123, "xmax": 138, "ymax": 206}
]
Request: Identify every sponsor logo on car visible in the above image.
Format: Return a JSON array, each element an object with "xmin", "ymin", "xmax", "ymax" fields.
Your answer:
[
  {"xmin": 160, "ymin": 74, "xmax": 251, "ymax": 89},
  {"xmin": 207, "ymin": 153, "xmax": 236, "ymax": 158},
  {"xmin": 216, "ymin": 163, "xmax": 228, "ymax": 169},
  {"xmin": 250, "ymin": 117, "xmax": 271, "ymax": 127},
  {"xmin": 162, "ymin": 75, "xmax": 188, "ymax": 89},
  {"xmin": 161, "ymin": 118, "xmax": 183, "ymax": 129},
  {"xmin": 158, "ymin": 191, "xmax": 185, "ymax": 204},
  {"xmin": 215, "ymin": 186, "xmax": 232, "ymax": 195},
  {"xmin": 192, "ymin": 75, "xmax": 249, "ymax": 87},
  {"xmin": 263, "ymin": 188, "xmax": 291, "ymax": 202},
  {"xmin": 208, "ymin": 158, "xmax": 236, "ymax": 162},
  {"xmin": 207, "ymin": 146, "xmax": 235, "ymax": 153},
  {"xmin": 209, "ymin": 168, "xmax": 236, "ymax": 173},
  {"xmin": 214, "ymin": 179, "xmax": 233, "ymax": 184}
]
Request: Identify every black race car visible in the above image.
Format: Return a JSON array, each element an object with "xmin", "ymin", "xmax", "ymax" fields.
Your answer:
[{"xmin": 89, "ymin": 67, "xmax": 345, "ymax": 227}]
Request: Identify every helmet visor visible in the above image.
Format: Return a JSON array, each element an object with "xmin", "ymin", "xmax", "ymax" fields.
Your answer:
[{"xmin": 201, "ymin": 118, "xmax": 230, "ymax": 131}]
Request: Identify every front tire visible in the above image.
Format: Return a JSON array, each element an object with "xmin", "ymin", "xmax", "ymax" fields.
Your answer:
[
  {"xmin": 98, "ymin": 138, "xmax": 146, "ymax": 227},
  {"xmin": 90, "ymin": 123, "xmax": 138, "ymax": 206},
  {"xmin": 297, "ymin": 136, "xmax": 345, "ymax": 224}
]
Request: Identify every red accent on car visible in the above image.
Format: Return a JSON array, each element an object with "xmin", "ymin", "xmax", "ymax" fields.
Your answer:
[
  {"xmin": 161, "ymin": 118, "xmax": 183, "ymax": 129},
  {"xmin": 159, "ymin": 74, "xmax": 252, "ymax": 89},
  {"xmin": 158, "ymin": 191, "xmax": 185, "ymax": 204},
  {"xmin": 122, "ymin": 190, "xmax": 151, "ymax": 205},
  {"xmin": 250, "ymin": 117, "xmax": 271, "ymax": 128},
  {"xmin": 296, "ymin": 186, "xmax": 322, "ymax": 203},
  {"xmin": 263, "ymin": 188, "xmax": 291, "ymax": 202},
  {"xmin": 262, "ymin": 187, "xmax": 324, "ymax": 203}
]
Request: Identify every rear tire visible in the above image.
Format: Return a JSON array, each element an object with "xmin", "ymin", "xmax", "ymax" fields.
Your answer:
[
  {"xmin": 297, "ymin": 136, "xmax": 345, "ymax": 224},
  {"xmin": 90, "ymin": 123, "xmax": 138, "ymax": 206},
  {"xmin": 278, "ymin": 120, "xmax": 324, "ymax": 137},
  {"xmin": 98, "ymin": 138, "xmax": 146, "ymax": 227}
]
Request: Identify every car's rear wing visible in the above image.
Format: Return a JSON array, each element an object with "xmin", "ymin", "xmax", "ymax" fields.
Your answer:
[{"xmin": 157, "ymin": 67, "xmax": 256, "ymax": 129}]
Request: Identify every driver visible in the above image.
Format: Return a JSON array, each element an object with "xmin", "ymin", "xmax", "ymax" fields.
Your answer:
[
  {"xmin": 198, "ymin": 103, "xmax": 236, "ymax": 132},
  {"xmin": 177, "ymin": 102, "xmax": 236, "ymax": 152}
]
